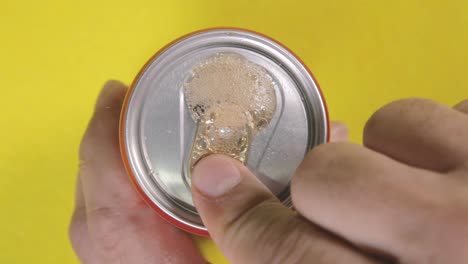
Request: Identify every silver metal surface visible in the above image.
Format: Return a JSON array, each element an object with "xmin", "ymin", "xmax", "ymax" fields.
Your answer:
[{"xmin": 123, "ymin": 29, "xmax": 328, "ymax": 233}]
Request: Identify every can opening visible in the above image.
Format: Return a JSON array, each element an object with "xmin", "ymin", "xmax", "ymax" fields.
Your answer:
[{"xmin": 184, "ymin": 53, "xmax": 278, "ymax": 172}]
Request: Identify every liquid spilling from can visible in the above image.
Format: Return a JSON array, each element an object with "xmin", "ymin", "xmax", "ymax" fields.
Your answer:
[{"xmin": 120, "ymin": 29, "xmax": 329, "ymax": 236}]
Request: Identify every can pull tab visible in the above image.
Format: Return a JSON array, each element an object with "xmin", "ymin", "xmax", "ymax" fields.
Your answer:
[
  {"xmin": 183, "ymin": 53, "xmax": 278, "ymax": 178},
  {"xmin": 188, "ymin": 104, "xmax": 254, "ymax": 171}
]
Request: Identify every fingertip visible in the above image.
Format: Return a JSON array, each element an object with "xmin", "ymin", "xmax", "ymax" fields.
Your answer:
[
  {"xmin": 190, "ymin": 154, "xmax": 276, "ymax": 239},
  {"xmin": 453, "ymin": 99, "xmax": 468, "ymax": 114},
  {"xmin": 192, "ymin": 155, "xmax": 242, "ymax": 198},
  {"xmin": 95, "ymin": 80, "xmax": 128, "ymax": 111},
  {"xmin": 330, "ymin": 121, "xmax": 349, "ymax": 142},
  {"xmin": 80, "ymin": 80, "xmax": 128, "ymax": 163},
  {"xmin": 103, "ymin": 79, "xmax": 127, "ymax": 92}
]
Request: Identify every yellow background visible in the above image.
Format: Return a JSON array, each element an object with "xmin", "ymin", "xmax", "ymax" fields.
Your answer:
[{"xmin": 0, "ymin": 0, "xmax": 466, "ymax": 263}]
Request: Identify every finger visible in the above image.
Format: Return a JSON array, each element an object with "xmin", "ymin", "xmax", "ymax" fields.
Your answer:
[
  {"xmin": 79, "ymin": 80, "xmax": 143, "ymax": 212},
  {"xmin": 454, "ymin": 99, "xmax": 468, "ymax": 114},
  {"xmin": 364, "ymin": 98, "xmax": 468, "ymax": 172},
  {"xmin": 292, "ymin": 142, "xmax": 467, "ymax": 263},
  {"xmin": 79, "ymin": 81, "xmax": 205, "ymax": 263},
  {"xmin": 330, "ymin": 121, "xmax": 349, "ymax": 142},
  {"xmin": 192, "ymin": 154, "xmax": 380, "ymax": 264},
  {"xmin": 69, "ymin": 176, "xmax": 99, "ymax": 263},
  {"xmin": 74, "ymin": 173, "xmax": 85, "ymax": 210}
]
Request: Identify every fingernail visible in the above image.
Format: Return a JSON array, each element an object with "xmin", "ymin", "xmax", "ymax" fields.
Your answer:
[
  {"xmin": 192, "ymin": 155, "xmax": 241, "ymax": 197},
  {"xmin": 330, "ymin": 122, "xmax": 349, "ymax": 142}
]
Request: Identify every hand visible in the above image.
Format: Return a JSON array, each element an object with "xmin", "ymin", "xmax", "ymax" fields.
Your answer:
[
  {"xmin": 69, "ymin": 81, "xmax": 206, "ymax": 263},
  {"xmin": 68, "ymin": 80, "xmax": 354, "ymax": 263},
  {"xmin": 191, "ymin": 98, "xmax": 468, "ymax": 263}
]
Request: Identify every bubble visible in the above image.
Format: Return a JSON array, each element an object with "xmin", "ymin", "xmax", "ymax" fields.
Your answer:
[{"xmin": 184, "ymin": 53, "xmax": 277, "ymax": 170}]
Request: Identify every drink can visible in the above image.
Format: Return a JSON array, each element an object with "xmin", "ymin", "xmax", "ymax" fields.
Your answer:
[{"xmin": 120, "ymin": 29, "xmax": 329, "ymax": 236}]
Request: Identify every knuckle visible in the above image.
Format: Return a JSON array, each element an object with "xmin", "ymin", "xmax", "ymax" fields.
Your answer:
[
  {"xmin": 364, "ymin": 97, "xmax": 435, "ymax": 141},
  {"xmin": 87, "ymin": 207, "xmax": 126, "ymax": 258},
  {"xmin": 225, "ymin": 200, "xmax": 311, "ymax": 264},
  {"xmin": 299, "ymin": 143, "xmax": 339, "ymax": 171},
  {"xmin": 378, "ymin": 98, "xmax": 434, "ymax": 116},
  {"xmin": 454, "ymin": 98, "xmax": 468, "ymax": 111},
  {"xmin": 79, "ymin": 134, "xmax": 91, "ymax": 163},
  {"xmin": 79, "ymin": 111, "xmax": 119, "ymax": 162},
  {"xmin": 445, "ymin": 187, "xmax": 468, "ymax": 239},
  {"xmin": 78, "ymin": 151, "xmax": 94, "ymax": 173},
  {"xmin": 69, "ymin": 210, "xmax": 86, "ymax": 247},
  {"xmin": 69, "ymin": 209, "xmax": 92, "ymax": 262},
  {"xmin": 296, "ymin": 142, "xmax": 356, "ymax": 181},
  {"xmin": 79, "ymin": 117, "xmax": 100, "ymax": 161},
  {"xmin": 256, "ymin": 223, "xmax": 310, "ymax": 264},
  {"xmin": 292, "ymin": 146, "xmax": 328, "ymax": 193},
  {"xmin": 410, "ymin": 185, "xmax": 468, "ymax": 259},
  {"xmin": 292, "ymin": 142, "xmax": 363, "ymax": 210}
]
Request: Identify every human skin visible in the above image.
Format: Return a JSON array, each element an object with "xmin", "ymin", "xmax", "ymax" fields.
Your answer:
[{"xmin": 70, "ymin": 80, "xmax": 468, "ymax": 263}]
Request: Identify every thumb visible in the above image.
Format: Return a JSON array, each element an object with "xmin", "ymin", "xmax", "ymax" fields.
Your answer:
[{"xmin": 191, "ymin": 155, "xmax": 379, "ymax": 264}]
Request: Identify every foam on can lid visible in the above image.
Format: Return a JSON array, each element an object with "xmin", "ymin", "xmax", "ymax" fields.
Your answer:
[{"xmin": 184, "ymin": 53, "xmax": 277, "ymax": 167}]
